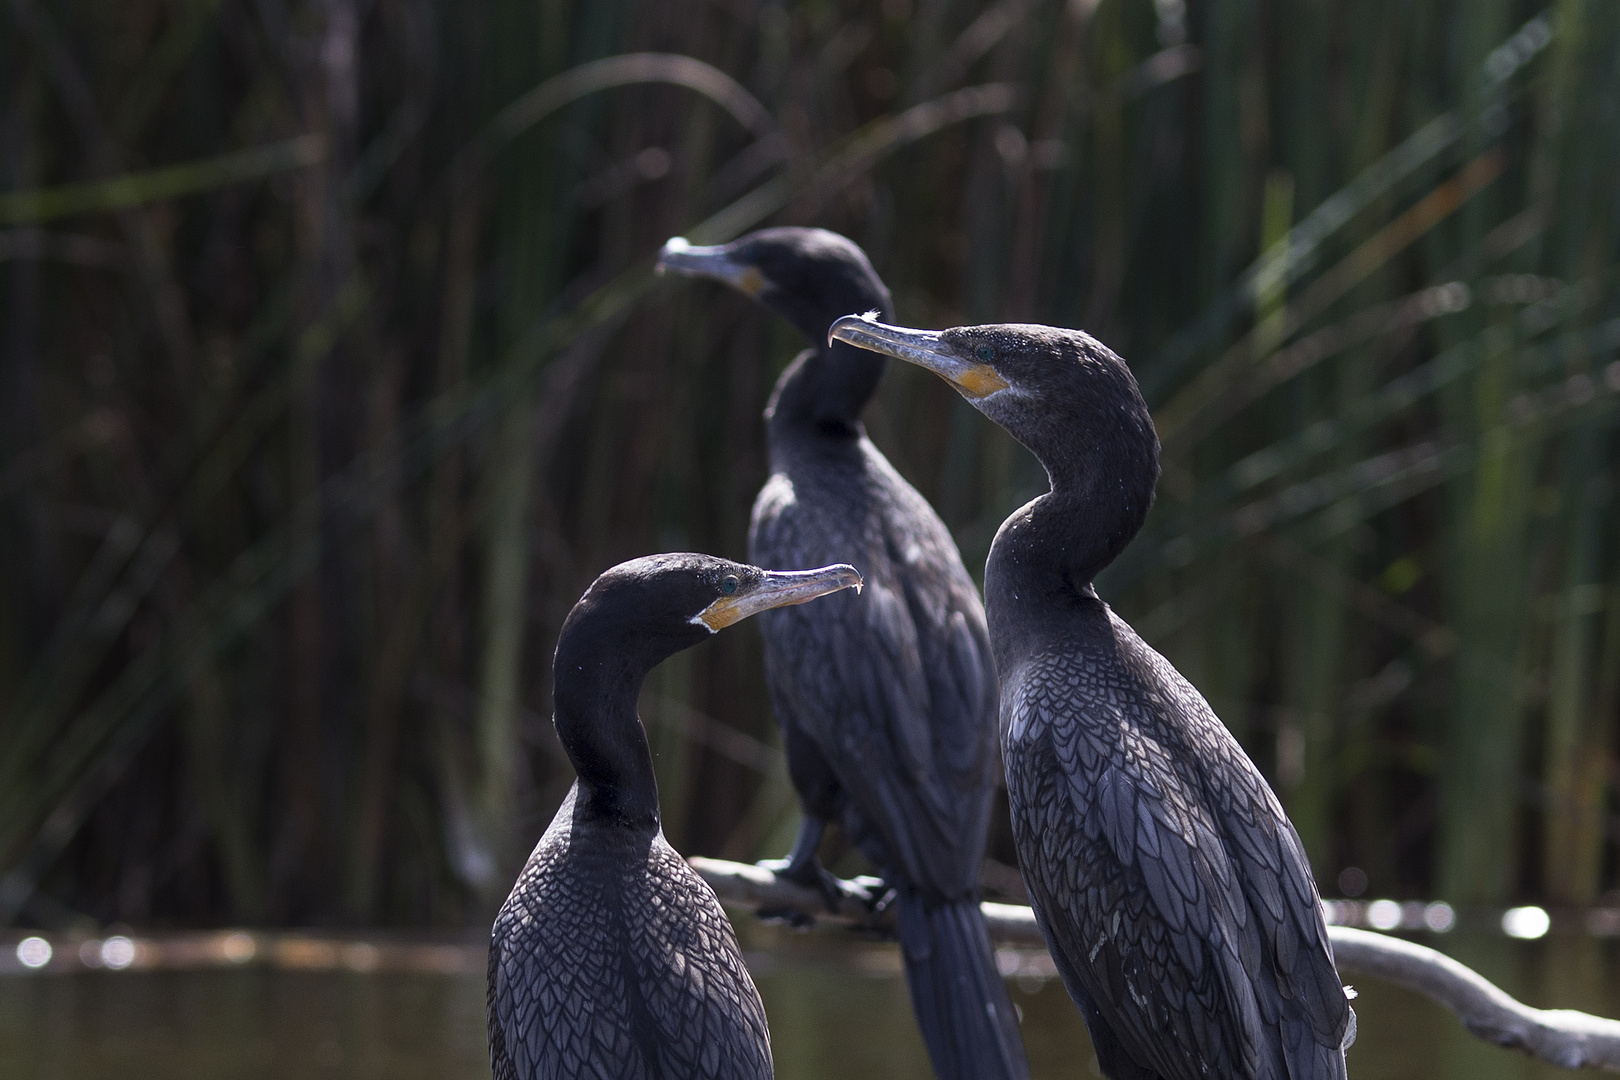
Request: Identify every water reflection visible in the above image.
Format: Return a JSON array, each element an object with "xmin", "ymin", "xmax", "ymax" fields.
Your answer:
[
  {"xmin": 0, "ymin": 966, "xmax": 488, "ymax": 1079},
  {"xmin": 0, "ymin": 928, "xmax": 1614, "ymax": 1079}
]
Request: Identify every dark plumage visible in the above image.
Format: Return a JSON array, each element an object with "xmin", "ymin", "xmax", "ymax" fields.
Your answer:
[
  {"xmin": 658, "ymin": 229, "xmax": 1030, "ymax": 1080},
  {"xmin": 488, "ymin": 553, "xmax": 862, "ymax": 1080},
  {"xmin": 831, "ymin": 315, "xmax": 1357, "ymax": 1080}
]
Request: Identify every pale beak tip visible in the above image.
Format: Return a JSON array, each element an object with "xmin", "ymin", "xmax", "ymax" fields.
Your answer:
[
  {"xmin": 654, "ymin": 236, "xmax": 690, "ymax": 275},
  {"xmin": 827, "ymin": 312, "xmax": 872, "ymax": 348},
  {"xmin": 826, "ymin": 562, "xmax": 864, "ymax": 594}
]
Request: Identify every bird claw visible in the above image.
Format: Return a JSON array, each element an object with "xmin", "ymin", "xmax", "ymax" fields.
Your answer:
[
  {"xmin": 823, "ymin": 877, "xmax": 899, "ymax": 940},
  {"xmin": 754, "ymin": 856, "xmax": 900, "ymax": 931},
  {"xmin": 755, "ymin": 856, "xmax": 850, "ymax": 916},
  {"xmin": 858, "ymin": 877, "xmax": 897, "ymax": 917}
]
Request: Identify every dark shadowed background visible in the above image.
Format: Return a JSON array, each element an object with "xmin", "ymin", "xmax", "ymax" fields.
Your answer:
[{"xmin": 1, "ymin": 0, "xmax": 1618, "ymax": 948}]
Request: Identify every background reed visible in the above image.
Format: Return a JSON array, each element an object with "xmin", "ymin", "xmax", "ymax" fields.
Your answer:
[{"xmin": 0, "ymin": 0, "xmax": 1615, "ymax": 929}]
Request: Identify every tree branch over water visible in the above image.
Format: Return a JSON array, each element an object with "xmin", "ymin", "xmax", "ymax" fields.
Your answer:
[{"xmin": 690, "ymin": 857, "xmax": 1620, "ymax": 1072}]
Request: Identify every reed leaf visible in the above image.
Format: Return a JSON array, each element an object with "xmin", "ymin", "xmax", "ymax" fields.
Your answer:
[{"xmin": 1, "ymin": 0, "xmax": 1616, "ymax": 927}]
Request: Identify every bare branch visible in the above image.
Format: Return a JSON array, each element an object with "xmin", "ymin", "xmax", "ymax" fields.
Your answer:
[
  {"xmin": 1327, "ymin": 926, "xmax": 1620, "ymax": 1071},
  {"xmin": 689, "ymin": 857, "xmax": 1620, "ymax": 1072}
]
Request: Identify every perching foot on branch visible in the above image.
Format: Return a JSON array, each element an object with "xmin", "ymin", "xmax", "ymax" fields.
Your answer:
[
  {"xmin": 691, "ymin": 855, "xmax": 1620, "ymax": 1073},
  {"xmin": 754, "ymin": 817, "xmax": 872, "ymax": 923}
]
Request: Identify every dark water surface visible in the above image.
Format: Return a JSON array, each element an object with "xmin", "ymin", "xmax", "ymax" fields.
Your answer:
[{"xmin": 3, "ymin": 925, "xmax": 1617, "ymax": 1079}]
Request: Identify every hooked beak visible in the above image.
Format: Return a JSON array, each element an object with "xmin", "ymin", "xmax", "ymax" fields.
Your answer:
[
  {"xmin": 828, "ymin": 314, "xmax": 1009, "ymax": 400},
  {"xmin": 692, "ymin": 564, "xmax": 863, "ymax": 633},
  {"xmin": 656, "ymin": 236, "xmax": 767, "ymax": 297}
]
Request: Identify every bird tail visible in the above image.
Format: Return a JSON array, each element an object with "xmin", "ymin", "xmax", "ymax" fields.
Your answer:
[{"xmin": 895, "ymin": 888, "xmax": 1031, "ymax": 1080}]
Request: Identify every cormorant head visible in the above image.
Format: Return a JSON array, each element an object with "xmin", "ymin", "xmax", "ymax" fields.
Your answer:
[
  {"xmin": 657, "ymin": 228, "xmax": 892, "ymax": 345},
  {"xmin": 558, "ymin": 553, "xmax": 864, "ymax": 676},
  {"xmin": 829, "ymin": 315, "xmax": 1160, "ymax": 546},
  {"xmin": 552, "ymin": 553, "xmax": 860, "ymax": 827}
]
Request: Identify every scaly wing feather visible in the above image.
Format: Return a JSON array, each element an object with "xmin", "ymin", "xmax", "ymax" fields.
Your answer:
[
  {"xmin": 750, "ymin": 443, "xmax": 996, "ymax": 897},
  {"xmin": 489, "ymin": 791, "xmax": 772, "ymax": 1079},
  {"xmin": 1006, "ymin": 609, "xmax": 1351, "ymax": 1080}
]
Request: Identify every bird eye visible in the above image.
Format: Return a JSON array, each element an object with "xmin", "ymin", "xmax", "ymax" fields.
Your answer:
[
  {"xmin": 975, "ymin": 344, "xmax": 995, "ymax": 362},
  {"xmin": 721, "ymin": 575, "xmax": 740, "ymax": 595}
]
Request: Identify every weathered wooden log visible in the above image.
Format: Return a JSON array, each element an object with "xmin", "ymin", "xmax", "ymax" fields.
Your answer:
[{"xmin": 690, "ymin": 856, "xmax": 1620, "ymax": 1072}]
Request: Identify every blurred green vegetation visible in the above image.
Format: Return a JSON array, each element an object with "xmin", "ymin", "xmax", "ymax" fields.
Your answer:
[{"xmin": 0, "ymin": 0, "xmax": 1616, "ymax": 930}]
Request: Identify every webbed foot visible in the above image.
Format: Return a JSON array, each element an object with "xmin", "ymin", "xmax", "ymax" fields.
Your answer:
[
  {"xmin": 758, "ymin": 855, "xmax": 869, "ymax": 914},
  {"xmin": 754, "ymin": 817, "xmax": 847, "ymax": 922}
]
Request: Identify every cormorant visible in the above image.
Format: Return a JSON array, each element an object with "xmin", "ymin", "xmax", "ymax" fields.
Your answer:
[
  {"xmin": 657, "ymin": 229, "xmax": 1030, "ymax": 1080},
  {"xmin": 830, "ymin": 314, "xmax": 1357, "ymax": 1080},
  {"xmin": 488, "ymin": 552, "xmax": 862, "ymax": 1080}
]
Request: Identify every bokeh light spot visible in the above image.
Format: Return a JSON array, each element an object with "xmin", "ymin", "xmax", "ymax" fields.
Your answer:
[
  {"xmin": 1423, "ymin": 902, "xmax": 1456, "ymax": 933},
  {"xmin": 1502, "ymin": 906, "xmax": 1550, "ymax": 940},
  {"xmin": 16, "ymin": 936, "xmax": 51, "ymax": 969},
  {"xmin": 101, "ymin": 935, "xmax": 136, "ymax": 969},
  {"xmin": 1366, "ymin": 899, "xmax": 1402, "ymax": 931}
]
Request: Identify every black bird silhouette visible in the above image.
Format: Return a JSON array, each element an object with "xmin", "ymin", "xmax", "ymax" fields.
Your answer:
[
  {"xmin": 658, "ymin": 229, "xmax": 1030, "ymax": 1080},
  {"xmin": 488, "ymin": 553, "xmax": 862, "ymax": 1080},
  {"xmin": 831, "ymin": 314, "xmax": 1356, "ymax": 1080}
]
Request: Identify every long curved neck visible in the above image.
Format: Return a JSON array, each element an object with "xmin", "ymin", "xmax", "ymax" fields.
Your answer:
[
  {"xmin": 764, "ymin": 285, "xmax": 894, "ymax": 439},
  {"xmin": 983, "ymin": 454, "xmax": 1157, "ymax": 667},
  {"xmin": 552, "ymin": 638, "xmax": 660, "ymax": 832},
  {"xmin": 765, "ymin": 340, "xmax": 887, "ymax": 440}
]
